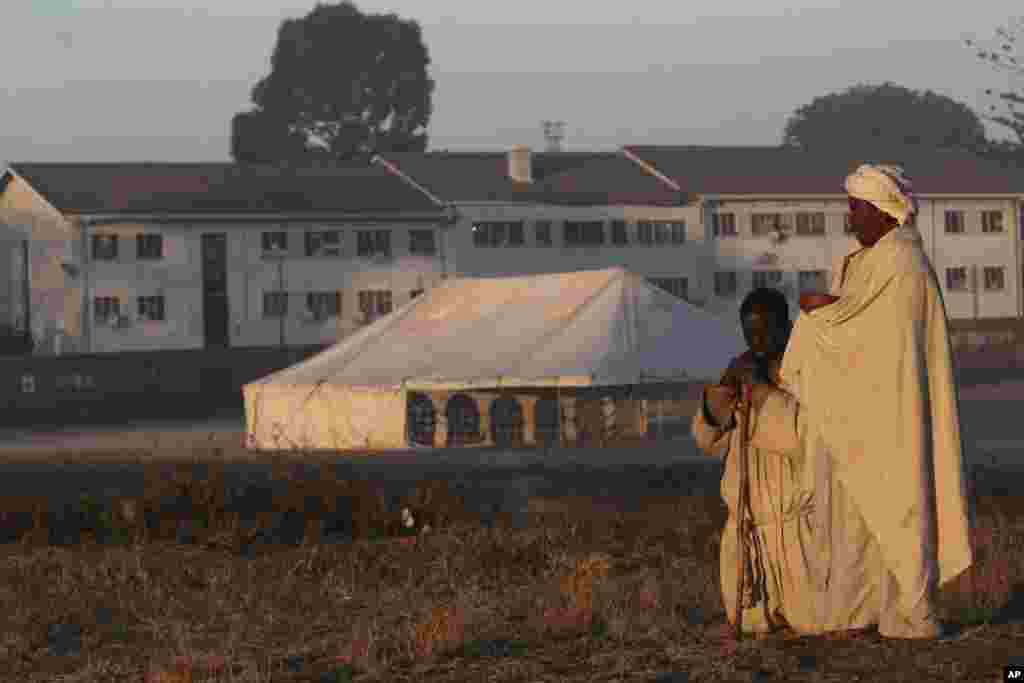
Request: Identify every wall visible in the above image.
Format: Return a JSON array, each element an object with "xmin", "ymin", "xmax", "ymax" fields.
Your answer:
[
  {"xmin": 0, "ymin": 344, "xmax": 328, "ymax": 426},
  {"xmin": 20, "ymin": 190, "xmax": 1024, "ymax": 357},
  {"xmin": 700, "ymin": 198, "xmax": 856, "ymax": 318},
  {"xmin": 83, "ymin": 219, "xmax": 449, "ymax": 352},
  {"xmin": 0, "ymin": 174, "xmax": 83, "ymax": 353},
  {"xmin": 700, "ymin": 197, "xmax": 1021, "ymax": 321},
  {"xmin": 920, "ymin": 198, "xmax": 1020, "ymax": 321},
  {"xmin": 86, "ymin": 221, "xmax": 202, "ymax": 352},
  {"xmin": 0, "ymin": 240, "xmax": 19, "ymax": 327},
  {"xmin": 232, "ymin": 220, "xmax": 448, "ymax": 348},
  {"xmin": 448, "ymin": 202, "xmax": 703, "ymax": 290}
]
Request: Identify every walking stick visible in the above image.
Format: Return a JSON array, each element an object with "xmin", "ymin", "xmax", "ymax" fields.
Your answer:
[{"xmin": 734, "ymin": 382, "xmax": 753, "ymax": 640}]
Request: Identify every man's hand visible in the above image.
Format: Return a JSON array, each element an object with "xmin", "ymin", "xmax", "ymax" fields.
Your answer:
[
  {"xmin": 748, "ymin": 383, "xmax": 778, "ymax": 409},
  {"xmin": 721, "ymin": 355, "xmax": 759, "ymax": 391},
  {"xmin": 704, "ymin": 384, "xmax": 739, "ymax": 427}
]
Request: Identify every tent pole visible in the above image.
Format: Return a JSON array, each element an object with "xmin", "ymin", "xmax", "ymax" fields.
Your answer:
[
  {"xmin": 658, "ymin": 387, "xmax": 663, "ymax": 441},
  {"xmin": 557, "ymin": 383, "xmax": 563, "ymax": 449}
]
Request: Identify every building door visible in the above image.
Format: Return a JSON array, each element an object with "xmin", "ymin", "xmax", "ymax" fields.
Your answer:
[{"xmin": 201, "ymin": 233, "xmax": 230, "ymax": 348}]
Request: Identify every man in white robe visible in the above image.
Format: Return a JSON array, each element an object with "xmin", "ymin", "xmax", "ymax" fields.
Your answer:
[{"xmin": 773, "ymin": 163, "xmax": 974, "ymax": 639}]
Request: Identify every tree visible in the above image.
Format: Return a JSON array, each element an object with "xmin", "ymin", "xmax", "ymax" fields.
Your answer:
[
  {"xmin": 230, "ymin": 110, "xmax": 310, "ymax": 164},
  {"xmin": 231, "ymin": 1, "xmax": 434, "ymax": 164},
  {"xmin": 964, "ymin": 17, "xmax": 1024, "ymax": 155},
  {"xmin": 781, "ymin": 82, "xmax": 988, "ymax": 154}
]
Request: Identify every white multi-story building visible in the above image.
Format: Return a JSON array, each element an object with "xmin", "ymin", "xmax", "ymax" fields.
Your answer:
[
  {"xmin": 623, "ymin": 145, "xmax": 1024, "ymax": 329},
  {"xmin": 377, "ymin": 145, "xmax": 1024, "ymax": 331},
  {"xmin": 0, "ymin": 163, "xmax": 449, "ymax": 353},
  {"xmin": 374, "ymin": 148, "xmax": 702, "ymax": 303},
  {"xmin": 3, "ymin": 145, "xmax": 1022, "ymax": 355}
]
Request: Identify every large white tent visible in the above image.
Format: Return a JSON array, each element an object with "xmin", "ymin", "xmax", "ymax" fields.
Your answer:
[{"xmin": 243, "ymin": 267, "xmax": 746, "ymax": 451}]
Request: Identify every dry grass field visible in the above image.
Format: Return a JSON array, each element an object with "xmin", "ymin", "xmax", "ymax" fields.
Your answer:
[{"xmin": 0, "ymin": 437, "xmax": 1022, "ymax": 682}]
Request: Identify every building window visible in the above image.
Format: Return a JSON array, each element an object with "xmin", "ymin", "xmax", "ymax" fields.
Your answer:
[
  {"xmin": 410, "ymin": 288, "xmax": 424, "ymax": 300},
  {"xmin": 982, "ymin": 211, "xmax": 1004, "ymax": 233},
  {"xmin": 136, "ymin": 234, "xmax": 163, "ymax": 260},
  {"xmin": 91, "ymin": 235, "xmax": 118, "ymax": 261},
  {"xmin": 944, "ymin": 210, "xmax": 965, "ymax": 234},
  {"xmin": 508, "ymin": 221, "xmax": 525, "ymax": 246},
  {"xmin": 56, "ymin": 373, "xmax": 95, "ymax": 393},
  {"xmin": 636, "ymin": 221, "xmax": 652, "ymax": 244},
  {"xmin": 714, "ymin": 271, "xmax": 738, "ymax": 298},
  {"xmin": 474, "ymin": 222, "xmax": 503, "ymax": 247},
  {"xmin": 409, "ymin": 229, "xmax": 436, "ymax": 255},
  {"xmin": 984, "ymin": 266, "xmax": 1005, "ymax": 291},
  {"xmin": 843, "ymin": 213, "xmax": 854, "ymax": 234},
  {"xmin": 610, "ymin": 220, "xmax": 629, "ymax": 245},
  {"xmin": 356, "ymin": 230, "xmax": 391, "ymax": 258},
  {"xmin": 358, "ymin": 290, "xmax": 393, "ymax": 321},
  {"xmin": 752, "ymin": 270, "xmax": 783, "ymax": 289},
  {"xmin": 261, "ymin": 231, "xmax": 288, "ymax": 255},
  {"xmin": 306, "ymin": 291, "xmax": 341, "ymax": 318},
  {"xmin": 472, "ymin": 221, "xmax": 524, "ymax": 247},
  {"xmin": 93, "ymin": 296, "xmax": 120, "ymax": 323},
  {"xmin": 305, "ymin": 229, "xmax": 341, "ymax": 257},
  {"xmin": 534, "ymin": 220, "xmax": 553, "ymax": 246},
  {"xmin": 751, "ymin": 213, "xmax": 782, "ymax": 237},
  {"xmin": 137, "ymin": 295, "xmax": 165, "ymax": 321},
  {"xmin": 648, "ymin": 277, "xmax": 688, "ymax": 300},
  {"xmin": 636, "ymin": 220, "xmax": 684, "ymax": 245},
  {"xmin": 263, "ymin": 291, "xmax": 288, "ymax": 318},
  {"xmin": 797, "ymin": 270, "xmax": 828, "ymax": 293},
  {"xmin": 945, "ymin": 267, "xmax": 968, "ymax": 291},
  {"xmin": 795, "ymin": 212, "xmax": 826, "ymax": 236},
  {"xmin": 712, "ymin": 212, "xmax": 737, "ymax": 237},
  {"xmin": 563, "ymin": 220, "xmax": 605, "ymax": 246}
]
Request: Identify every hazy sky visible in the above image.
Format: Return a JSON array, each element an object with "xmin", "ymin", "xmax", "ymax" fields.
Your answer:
[{"xmin": 3, "ymin": 1, "xmax": 1023, "ymax": 162}]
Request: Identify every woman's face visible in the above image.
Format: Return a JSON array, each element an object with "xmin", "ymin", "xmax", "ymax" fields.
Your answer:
[{"xmin": 848, "ymin": 196, "xmax": 896, "ymax": 247}]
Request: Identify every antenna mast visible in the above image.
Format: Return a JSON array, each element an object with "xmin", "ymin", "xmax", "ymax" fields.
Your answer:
[{"xmin": 541, "ymin": 120, "xmax": 566, "ymax": 152}]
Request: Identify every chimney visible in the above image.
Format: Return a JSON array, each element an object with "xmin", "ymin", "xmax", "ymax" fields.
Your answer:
[{"xmin": 508, "ymin": 146, "xmax": 532, "ymax": 183}]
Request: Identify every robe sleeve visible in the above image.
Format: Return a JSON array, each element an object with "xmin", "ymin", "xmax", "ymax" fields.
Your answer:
[{"xmin": 691, "ymin": 387, "xmax": 733, "ymax": 459}]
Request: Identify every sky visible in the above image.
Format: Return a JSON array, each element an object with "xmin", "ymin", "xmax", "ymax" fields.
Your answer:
[{"xmin": 3, "ymin": 1, "xmax": 1024, "ymax": 162}]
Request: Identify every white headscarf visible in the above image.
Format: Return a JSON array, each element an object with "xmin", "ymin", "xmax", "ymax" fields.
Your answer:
[{"xmin": 843, "ymin": 164, "xmax": 918, "ymax": 227}]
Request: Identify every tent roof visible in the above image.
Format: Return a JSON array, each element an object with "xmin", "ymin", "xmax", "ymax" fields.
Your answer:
[{"xmin": 247, "ymin": 267, "xmax": 746, "ymax": 392}]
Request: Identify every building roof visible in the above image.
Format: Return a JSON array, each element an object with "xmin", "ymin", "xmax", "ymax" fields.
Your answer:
[
  {"xmin": 623, "ymin": 145, "xmax": 1024, "ymax": 196},
  {"xmin": 375, "ymin": 150, "xmax": 690, "ymax": 206},
  {"xmin": 5, "ymin": 162, "xmax": 442, "ymax": 215}
]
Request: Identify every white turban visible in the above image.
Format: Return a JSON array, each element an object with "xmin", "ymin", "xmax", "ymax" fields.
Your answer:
[{"xmin": 843, "ymin": 164, "xmax": 918, "ymax": 227}]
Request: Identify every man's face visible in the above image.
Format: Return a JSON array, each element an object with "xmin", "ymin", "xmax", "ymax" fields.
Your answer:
[
  {"xmin": 741, "ymin": 306, "xmax": 788, "ymax": 359},
  {"xmin": 848, "ymin": 196, "xmax": 896, "ymax": 247}
]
